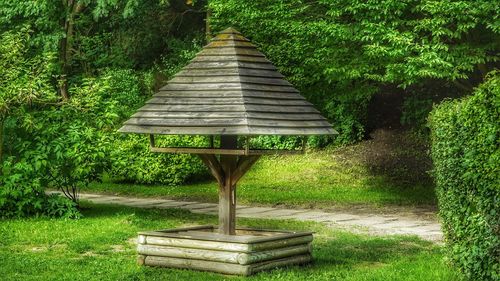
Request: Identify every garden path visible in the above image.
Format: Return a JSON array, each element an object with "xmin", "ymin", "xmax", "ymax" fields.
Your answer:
[{"xmin": 53, "ymin": 192, "xmax": 443, "ymax": 242}]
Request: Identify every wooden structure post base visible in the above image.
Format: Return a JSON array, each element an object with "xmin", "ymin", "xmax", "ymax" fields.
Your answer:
[
  {"xmin": 198, "ymin": 136, "xmax": 261, "ymax": 235},
  {"xmin": 137, "ymin": 226, "xmax": 313, "ymax": 276},
  {"xmin": 135, "ymin": 138, "xmax": 314, "ymax": 275}
]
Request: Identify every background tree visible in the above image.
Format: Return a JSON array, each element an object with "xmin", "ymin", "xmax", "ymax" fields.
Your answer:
[
  {"xmin": 0, "ymin": 0, "xmax": 208, "ymax": 215},
  {"xmin": 209, "ymin": 0, "xmax": 499, "ymax": 143},
  {"xmin": 1, "ymin": 0, "xmax": 497, "ymax": 217},
  {"xmin": 0, "ymin": 26, "xmax": 57, "ymax": 164}
]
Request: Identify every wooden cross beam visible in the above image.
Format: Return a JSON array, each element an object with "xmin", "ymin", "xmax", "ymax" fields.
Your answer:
[{"xmin": 197, "ymin": 136, "xmax": 261, "ymax": 235}]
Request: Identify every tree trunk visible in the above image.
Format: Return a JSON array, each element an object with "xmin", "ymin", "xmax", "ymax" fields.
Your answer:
[{"xmin": 58, "ymin": 1, "xmax": 85, "ymax": 101}]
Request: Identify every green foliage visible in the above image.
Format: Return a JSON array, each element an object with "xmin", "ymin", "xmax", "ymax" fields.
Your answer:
[
  {"xmin": 429, "ymin": 71, "xmax": 500, "ymax": 281},
  {"xmin": 0, "ymin": 26, "xmax": 56, "ymax": 118},
  {"xmin": 247, "ymin": 135, "xmax": 333, "ymax": 150},
  {"xmin": 9, "ymin": 74, "xmax": 116, "ymax": 203},
  {"xmin": 249, "ymin": 136, "xmax": 304, "ymax": 150},
  {"xmin": 110, "ymin": 135, "xmax": 207, "ymax": 185},
  {"xmin": 0, "ymin": 1, "xmax": 209, "ymax": 216},
  {"xmin": 0, "ymin": 0, "xmax": 205, "ymax": 81},
  {"xmin": 0, "ymin": 158, "xmax": 80, "ymax": 219},
  {"xmin": 210, "ymin": 0, "xmax": 499, "ymax": 143},
  {"xmin": 322, "ymin": 82, "xmax": 376, "ymax": 144},
  {"xmin": 0, "ymin": 26, "xmax": 81, "ymax": 219},
  {"xmin": 2, "ymin": 68, "xmax": 140, "ymax": 213}
]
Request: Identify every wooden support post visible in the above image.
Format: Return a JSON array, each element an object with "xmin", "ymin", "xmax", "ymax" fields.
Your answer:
[
  {"xmin": 232, "ymin": 155, "xmax": 261, "ymax": 187},
  {"xmin": 198, "ymin": 154, "xmax": 224, "ymax": 187},
  {"xmin": 196, "ymin": 136, "xmax": 262, "ymax": 235},
  {"xmin": 149, "ymin": 134, "xmax": 155, "ymax": 148},
  {"xmin": 219, "ymin": 135, "xmax": 238, "ymax": 235}
]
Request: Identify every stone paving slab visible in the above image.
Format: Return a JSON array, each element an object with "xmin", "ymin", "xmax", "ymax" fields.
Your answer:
[
  {"xmin": 124, "ymin": 201, "xmax": 168, "ymax": 208},
  {"xmin": 190, "ymin": 207, "xmax": 219, "ymax": 214},
  {"xmin": 52, "ymin": 192, "xmax": 443, "ymax": 242},
  {"xmin": 236, "ymin": 207, "xmax": 277, "ymax": 216},
  {"xmin": 179, "ymin": 203, "xmax": 217, "ymax": 210},
  {"xmin": 153, "ymin": 201, "xmax": 199, "ymax": 208},
  {"xmin": 317, "ymin": 214, "xmax": 363, "ymax": 223},
  {"xmin": 278, "ymin": 211, "xmax": 329, "ymax": 220},
  {"xmin": 85, "ymin": 197, "xmax": 124, "ymax": 203},
  {"xmin": 372, "ymin": 220, "xmax": 428, "ymax": 229},
  {"xmin": 79, "ymin": 194, "xmax": 103, "ymax": 199},
  {"xmin": 251, "ymin": 209, "xmax": 311, "ymax": 218},
  {"xmin": 112, "ymin": 199, "xmax": 151, "ymax": 205},
  {"xmin": 341, "ymin": 216, "xmax": 398, "ymax": 226}
]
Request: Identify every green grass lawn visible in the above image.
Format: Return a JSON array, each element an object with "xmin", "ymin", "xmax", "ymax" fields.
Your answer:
[
  {"xmin": 86, "ymin": 150, "xmax": 437, "ymax": 209},
  {"xmin": 0, "ymin": 203, "xmax": 456, "ymax": 281}
]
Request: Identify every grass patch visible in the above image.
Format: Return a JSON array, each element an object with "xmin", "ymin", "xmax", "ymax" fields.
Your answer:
[
  {"xmin": 86, "ymin": 150, "xmax": 436, "ymax": 208},
  {"xmin": 0, "ymin": 203, "xmax": 456, "ymax": 280}
]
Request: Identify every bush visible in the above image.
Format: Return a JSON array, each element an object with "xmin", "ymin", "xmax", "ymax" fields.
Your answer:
[
  {"xmin": 429, "ymin": 71, "xmax": 499, "ymax": 281},
  {"xmin": 0, "ymin": 27, "xmax": 80, "ymax": 218},
  {"xmin": 110, "ymin": 135, "xmax": 207, "ymax": 185},
  {"xmin": 97, "ymin": 67, "xmax": 208, "ymax": 185},
  {"xmin": 0, "ymin": 158, "xmax": 80, "ymax": 219}
]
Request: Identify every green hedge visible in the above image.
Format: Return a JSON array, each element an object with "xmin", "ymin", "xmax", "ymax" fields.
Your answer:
[
  {"xmin": 429, "ymin": 72, "xmax": 499, "ymax": 281},
  {"xmin": 109, "ymin": 134, "xmax": 207, "ymax": 185}
]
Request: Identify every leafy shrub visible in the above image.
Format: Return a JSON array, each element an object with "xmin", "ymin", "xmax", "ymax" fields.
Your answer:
[
  {"xmin": 0, "ymin": 26, "xmax": 80, "ymax": 218},
  {"xmin": 249, "ymin": 136, "xmax": 304, "ymax": 150},
  {"xmin": 43, "ymin": 194, "xmax": 81, "ymax": 219},
  {"xmin": 322, "ymin": 83, "xmax": 375, "ymax": 144},
  {"xmin": 91, "ymin": 67, "xmax": 208, "ymax": 185},
  {"xmin": 110, "ymin": 135, "xmax": 207, "ymax": 185},
  {"xmin": 0, "ymin": 158, "xmax": 80, "ymax": 219},
  {"xmin": 3, "ymin": 68, "xmax": 125, "ymax": 209},
  {"xmin": 248, "ymin": 135, "xmax": 334, "ymax": 150},
  {"xmin": 429, "ymin": 71, "xmax": 499, "ymax": 281}
]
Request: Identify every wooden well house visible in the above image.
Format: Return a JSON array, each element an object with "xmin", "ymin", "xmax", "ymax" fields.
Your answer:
[{"xmin": 119, "ymin": 27, "xmax": 336, "ymax": 275}]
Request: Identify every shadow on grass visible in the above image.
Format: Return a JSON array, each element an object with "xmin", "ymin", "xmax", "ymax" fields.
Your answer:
[
  {"xmin": 81, "ymin": 203, "xmax": 436, "ymax": 267},
  {"xmin": 80, "ymin": 201, "xmax": 217, "ymax": 225},
  {"xmin": 0, "ymin": 203, "xmax": 454, "ymax": 281},
  {"xmin": 313, "ymin": 234, "xmax": 432, "ymax": 267}
]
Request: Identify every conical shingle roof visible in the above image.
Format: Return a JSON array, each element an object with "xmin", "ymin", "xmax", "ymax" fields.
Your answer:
[{"xmin": 119, "ymin": 28, "xmax": 336, "ymax": 136}]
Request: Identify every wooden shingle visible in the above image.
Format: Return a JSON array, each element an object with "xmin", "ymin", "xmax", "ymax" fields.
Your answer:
[{"xmin": 119, "ymin": 27, "xmax": 336, "ymax": 136}]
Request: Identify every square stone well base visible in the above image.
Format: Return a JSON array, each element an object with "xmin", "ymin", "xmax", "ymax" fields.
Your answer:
[{"xmin": 137, "ymin": 225, "xmax": 313, "ymax": 276}]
